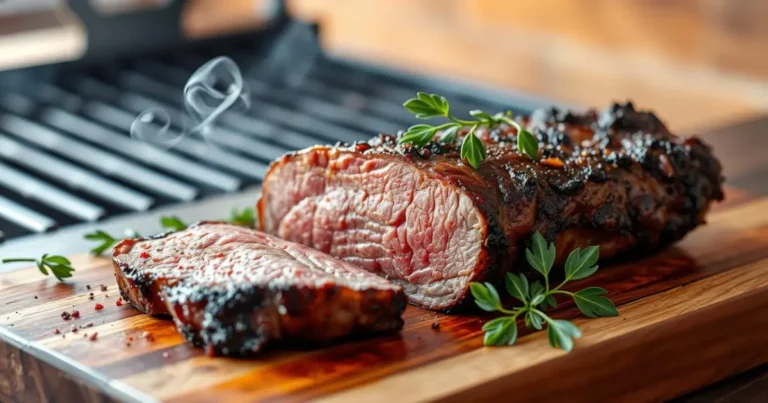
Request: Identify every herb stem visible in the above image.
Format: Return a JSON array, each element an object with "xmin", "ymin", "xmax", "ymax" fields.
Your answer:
[
  {"xmin": 447, "ymin": 115, "xmax": 476, "ymax": 126},
  {"xmin": 531, "ymin": 308, "xmax": 550, "ymax": 320},
  {"xmin": 498, "ymin": 307, "xmax": 522, "ymax": 316},
  {"xmin": 551, "ymin": 290, "xmax": 574, "ymax": 297},
  {"xmin": 434, "ymin": 121, "xmax": 461, "ymax": 131},
  {"xmin": 500, "ymin": 116, "xmax": 521, "ymax": 130},
  {"xmin": 1, "ymin": 258, "xmax": 36, "ymax": 264}
]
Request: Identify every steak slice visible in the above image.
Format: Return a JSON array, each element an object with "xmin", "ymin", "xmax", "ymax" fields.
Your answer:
[
  {"xmin": 112, "ymin": 222, "xmax": 406, "ymax": 357},
  {"xmin": 258, "ymin": 102, "xmax": 724, "ymax": 311}
]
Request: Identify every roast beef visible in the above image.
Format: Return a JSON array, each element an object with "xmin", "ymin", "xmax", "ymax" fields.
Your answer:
[
  {"xmin": 112, "ymin": 222, "xmax": 406, "ymax": 356},
  {"xmin": 258, "ymin": 103, "xmax": 724, "ymax": 310}
]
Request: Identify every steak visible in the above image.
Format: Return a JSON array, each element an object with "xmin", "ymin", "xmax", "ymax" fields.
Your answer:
[
  {"xmin": 112, "ymin": 222, "xmax": 406, "ymax": 356},
  {"xmin": 258, "ymin": 102, "xmax": 724, "ymax": 310}
]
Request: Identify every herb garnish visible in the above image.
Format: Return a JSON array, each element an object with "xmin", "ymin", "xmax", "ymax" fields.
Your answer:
[
  {"xmin": 227, "ymin": 207, "xmax": 256, "ymax": 227},
  {"xmin": 470, "ymin": 232, "xmax": 618, "ymax": 351},
  {"xmin": 1, "ymin": 254, "xmax": 76, "ymax": 282},
  {"xmin": 84, "ymin": 230, "xmax": 118, "ymax": 255},
  {"xmin": 400, "ymin": 92, "xmax": 540, "ymax": 168},
  {"xmin": 160, "ymin": 216, "xmax": 188, "ymax": 231}
]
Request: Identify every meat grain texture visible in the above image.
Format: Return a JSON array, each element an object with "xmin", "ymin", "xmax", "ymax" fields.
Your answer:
[
  {"xmin": 258, "ymin": 103, "xmax": 724, "ymax": 310},
  {"xmin": 113, "ymin": 222, "xmax": 406, "ymax": 357}
]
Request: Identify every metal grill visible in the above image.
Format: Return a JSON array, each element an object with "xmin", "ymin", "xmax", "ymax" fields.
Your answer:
[{"xmin": 0, "ymin": 30, "xmax": 545, "ymax": 245}]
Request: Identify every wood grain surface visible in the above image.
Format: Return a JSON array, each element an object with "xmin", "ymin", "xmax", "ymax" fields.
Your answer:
[{"xmin": 1, "ymin": 119, "xmax": 767, "ymax": 402}]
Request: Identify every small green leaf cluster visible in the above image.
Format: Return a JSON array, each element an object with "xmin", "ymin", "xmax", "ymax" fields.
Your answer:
[
  {"xmin": 160, "ymin": 215, "xmax": 188, "ymax": 231},
  {"xmin": 399, "ymin": 92, "xmax": 540, "ymax": 168},
  {"xmin": 470, "ymin": 232, "xmax": 618, "ymax": 351},
  {"xmin": 226, "ymin": 207, "xmax": 256, "ymax": 227},
  {"xmin": 1, "ymin": 254, "xmax": 76, "ymax": 282}
]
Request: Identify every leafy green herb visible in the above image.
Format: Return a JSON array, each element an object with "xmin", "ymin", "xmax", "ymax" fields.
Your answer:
[
  {"xmin": 160, "ymin": 216, "xmax": 188, "ymax": 231},
  {"xmin": 400, "ymin": 92, "xmax": 540, "ymax": 168},
  {"xmin": 1, "ymin": 254, "xmax": 75, "ymax": 281},
  {"xmin": 516, "ymin": 129, "xmax": 540, "ymax": 161},
  {"xmin": 469, "ymin": 231, "xmax": 618, "ymax": 351},
  {"xmin": 84, "ymin": 230, "xmax": 118, "ymax": 255},
  {"xmin": 84, "ymin": 229, "xmax": 141, "ymax": 256},
  {"xmin": 227, "ymin": 207, "xmax": 256, "ymax": 227},
  {"xmin": 459, "ymin": 125, "xmax": 485, "ymax": 169}
]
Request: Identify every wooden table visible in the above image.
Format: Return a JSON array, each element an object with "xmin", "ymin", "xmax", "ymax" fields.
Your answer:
[{"xmin": 1, "ymin": 116, "xmax": 767, "ymax": 402}]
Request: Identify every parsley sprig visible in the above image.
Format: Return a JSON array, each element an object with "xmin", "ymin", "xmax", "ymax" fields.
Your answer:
[
  {"xmin": 470, "ymin": 232, "xmax": 618, "ymax": 351},
  {"xmin": 1, "ymin": 254, "xmax": 76, "ymax": 282},
  {"xmin": 399, "ymin": 92, "xmax": 540, "ymax": 168}
]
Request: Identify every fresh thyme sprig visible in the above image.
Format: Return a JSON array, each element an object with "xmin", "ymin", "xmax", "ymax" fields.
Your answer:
[
  {"xmin": 1, "ymin": 254, "xmax": 75, "ymax": 282},
  {"xmin": 400, "ymin": 92, "xmax": 540, "ymax": 168},
  {"xmin": 470, "ymin": 232, "xmax": 618, "ymax": 351}
]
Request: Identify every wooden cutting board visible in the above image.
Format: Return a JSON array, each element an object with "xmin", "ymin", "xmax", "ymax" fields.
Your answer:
[{"xmin": 2, "ymin": 118, "xmax": 768, "ymax": 403}]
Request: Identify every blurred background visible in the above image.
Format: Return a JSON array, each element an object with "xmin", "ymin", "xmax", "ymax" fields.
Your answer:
[
  {"xmin": 292, "ymin": 0, "xmax": 768, "ymax": 132},
  {"xmin": 2, "ymin": 0, "xmax": 767, "ymax": 130},
  {"xmin": 0, "ymin": 0, "xmax": 766, "ymax": 252}
]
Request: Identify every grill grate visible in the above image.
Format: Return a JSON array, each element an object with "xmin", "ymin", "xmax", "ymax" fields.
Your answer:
[{"xmin": 0, "ymin": 29, "xmax": 541, "ymax": 243}]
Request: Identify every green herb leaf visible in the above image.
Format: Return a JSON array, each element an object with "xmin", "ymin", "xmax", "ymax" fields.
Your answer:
[
  {"xmin": 401, "ymin": 93, "xmax": 504, "ymax": 169},
  {"xmin": 564, "ymin": 245, "xmax": 600, "ymax": 281},
  {"xmin": 544, "ymin": 317, "xmax": 582, "ymax": 352},
  {"xmin": 403, "ymin": 93, "xmax": 449, "ymax": 119},
  {"xmin": 44, "ymin": 255, "xmax": 71, "ymax": 266},
  {"xmin": 470, "ymin": 233, "xmax": 616, "ymax": 353},
  {"xmin": 482, "ymin": 317, "xmax": 518, "ymax": 346},
  {"xmin": 36, "ymin": 261, "xmax": 48, "ymax": 276},
  {"xmin": 529, "ymin": 281, "xmax": 545, "ymax": 300},
  {"xmin": 517, "ymin": 129, "xmax": 539, "ymax": 161},
  {"xmin": 544, "ymin": 294, "xmax": 558, "ymax": 309},
  {"xmin": 161, "ymin": 216, "xmax": 188, "ymax": 231},
  {"xmin": 469, "ymin": 110, "xmax": 494, "ymax": 122},
  {"xmin": 526, "ymin": 310, "xmax": 543, "ymax": 330},
  {"xmin": 439, "ymin": 124, "xmax": 461, "ymax": 144},
  {"xmin": 399, "ymin": 124, "xmax": 438, "ymax": 146},
  {"xmin": 469, "ymin": 282, "xmax": 502, "ymax": 312},
  {"xmin": 572, "ymin": 287, "xmax": 619, "ymax": 318},
  {"xmin": 460, "ymin": 130, "xmax": 485, "ymax": 169},
  {"xmin": 526, "ymin": 232, "xmax": 556, "ymax": 277},
  {"xmin": 84, "ymin": 230, "xmax": 118, "ymax": 255},
  {"xmin": 228, "ymin": 207, "xmax": 256, "ymax": 227},
  {"xmin": 3, "ymin": 255, "xmax": 77, "ymax": 282},
  {"xmin": 40, "ymin": 254, "xmax": 75, "ymax": 281},
  {"xmin": 504, "ymin": 273, "xmax": 529, "ymax": 304}
]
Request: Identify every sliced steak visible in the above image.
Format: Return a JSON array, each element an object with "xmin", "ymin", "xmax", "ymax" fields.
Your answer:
[
  {"xmin": 112, "ymin": 222, "xmax": 406, "ymax": 357},
  {"xmin": 258, "ymin": 103, "xmax": 724, "ymax": 310}
]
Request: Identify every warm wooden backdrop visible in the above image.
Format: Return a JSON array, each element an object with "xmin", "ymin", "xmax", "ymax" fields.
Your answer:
[{"xmin": 286, "ymin": 0, "xmax": 768, "ymax": 132}]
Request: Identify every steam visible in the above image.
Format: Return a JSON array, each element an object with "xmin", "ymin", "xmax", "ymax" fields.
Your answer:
[
  {"xmin": 130, "ymin": 56, "xmax": 250, "ymax": 148},
  {"xmin": 130, "ymin": 23, "xmax": 318, "ymax": 148}
]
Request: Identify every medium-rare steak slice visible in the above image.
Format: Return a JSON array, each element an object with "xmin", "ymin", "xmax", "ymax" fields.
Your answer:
[
  {"xmin": 258, "ymin": 103, "xmax": 724, "ymax": 310},
  {"xmin": 112, "ymin": 222, "xmax": 406, "ymax": 357}
]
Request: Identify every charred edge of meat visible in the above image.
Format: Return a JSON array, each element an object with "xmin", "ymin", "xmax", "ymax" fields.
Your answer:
[
  {"xmin": 164, "ymin": 283, "xmax": 406, "ymax": 356},
  {"xmin": 112, "ymin": 223, "xmax": 408, "ymax": 356}
]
